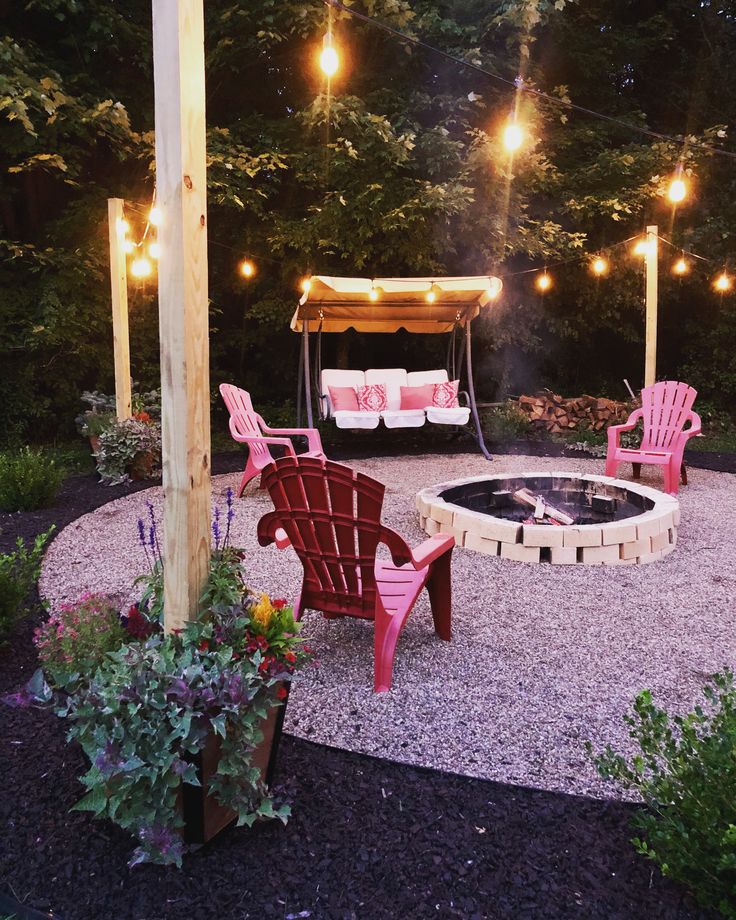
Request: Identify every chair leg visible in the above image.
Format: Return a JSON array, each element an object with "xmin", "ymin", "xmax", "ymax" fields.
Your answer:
[
  {"xmin": 373, "ymin": 605, "xmax": 402, "ymax": 693},
  {"xmin": 604, "ymin": 458, "xmax": 618, "ymax": 478},
  {"xmin": 426, "ymin": 551, "xmax": 452, "ymax": 641},
  {"xmin": 237, "ymin": 457, "xmax": 259, "ymax": 497},
  {"xmin": 631, "ymin": 463, "xmax": 642, "ymax": 480},
  {"xmin": 664, "ymin": 462, "xmax": 678, "ymax": 495},
  {"xmin": 680, "ymin": 462, "xmax": 688, "ymax": 486}
]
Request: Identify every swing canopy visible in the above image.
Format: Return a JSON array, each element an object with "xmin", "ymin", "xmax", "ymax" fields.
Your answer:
[{"xmin": 290, "ymin": 275, "xmax": 503, "ymax": 334}]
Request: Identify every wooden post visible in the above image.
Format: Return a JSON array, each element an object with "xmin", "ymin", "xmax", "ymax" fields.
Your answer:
[
  {"xmin": 644, "ymin": 224, "xmax": 658, "ymax": 388},
  {"xmin": 107, "ymin": 198, "xmax": 132, "ymax": 420},
  {"xmin": 152, "ymin": 0, "xmax": 211, "ymax": 632}
]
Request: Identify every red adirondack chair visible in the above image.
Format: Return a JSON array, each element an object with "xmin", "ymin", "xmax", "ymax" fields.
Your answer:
[
  {"xmin": 219, "ymin": 384, "xmax": 326, "ymax": 497},
  {"xmin": 257, "ymin": 456, "xmax": 454, "ymax": 692},
  {"xmin": 605, "ymin": 381, "xmax": 701, "ymax": 495}
]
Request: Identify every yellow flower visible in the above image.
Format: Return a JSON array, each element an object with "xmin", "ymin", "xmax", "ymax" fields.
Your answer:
[{"xmin": 252, "ymin": 593, "xmax": 274, "ymax": 630}]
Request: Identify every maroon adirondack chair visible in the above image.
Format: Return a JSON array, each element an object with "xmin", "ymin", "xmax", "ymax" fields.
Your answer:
[
  {"xmin": 257, "ymin": 456, "xmax": 454, "ymax": 692},
  {"xmin": 219, "ymin": 384, "xmax": 325, "ymax": 496}
]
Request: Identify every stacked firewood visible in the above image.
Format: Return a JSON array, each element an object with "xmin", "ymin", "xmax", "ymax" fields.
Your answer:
[{"xmin": 517, "ymin": 391, "xmax": 632, "ymax": 433}]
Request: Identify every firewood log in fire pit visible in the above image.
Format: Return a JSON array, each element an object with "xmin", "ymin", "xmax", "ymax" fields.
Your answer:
[{"xmin": 513, "ymin": 487, "xmax": 575, "ymax": 525}]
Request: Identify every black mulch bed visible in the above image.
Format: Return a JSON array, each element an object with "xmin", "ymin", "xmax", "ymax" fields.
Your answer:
[{"xmin": 0, "ymin": 453, "xmax": 725, "ymax": 920}]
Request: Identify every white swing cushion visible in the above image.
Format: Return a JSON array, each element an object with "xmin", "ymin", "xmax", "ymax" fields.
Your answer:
[
  {"xmin": 426, "ymin": 406, "xmax": 471, "ymax": 426},
  {"xmin": 321, "ymin": 369, "xmax": 365, "ymax": 418},
  {"xmin": 365, "ymin": 368, "xmax": 408, "ymax": 411},
  {"xmin": 381, "ymin": 409, "xmax": 426, "ymax": 429},
  {"xmin": 333, "ymin": 410, "xmax": 380, "ymax": 430},
  {"xmin": 406, "ymin": 369, "xmax": 449, "ymax": 387}
]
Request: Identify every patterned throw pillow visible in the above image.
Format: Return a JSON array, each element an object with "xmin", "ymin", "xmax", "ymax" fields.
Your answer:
[
  {"xmin": 356, "ymin": 383, "xmax": 388, "ymax": 412},
  {"xmin": 432, "ymin": 380, "xmax": 460, "ymax": 408}
]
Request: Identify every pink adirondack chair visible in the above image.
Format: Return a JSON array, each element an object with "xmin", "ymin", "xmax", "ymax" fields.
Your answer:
[
  {"xmin": 605, "ymin": 381, "xmax": 701, "ymax": 495},
  {"xmin": 219, "ymin": 384, "xmax": 326, "ymax": 497},
  {"xmin": 257, "ymin": 456, "xmax": 454, "ymax": 692}
]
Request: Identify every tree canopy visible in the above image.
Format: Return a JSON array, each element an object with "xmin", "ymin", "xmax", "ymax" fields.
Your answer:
[{"xmin": 1, "ymin": 0, "xmax": 735, "ymax": 440}]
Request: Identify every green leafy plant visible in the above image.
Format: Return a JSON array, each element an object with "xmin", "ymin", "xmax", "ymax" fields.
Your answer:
[
  {"xmin": 94, "ymin": 417, "xmax": 161, "ymax": 485},
  {"xmin": 588, "ymin": 671, "xmax": 736, "ymax": 917},
  {"xmin": 483, "ymin": 402, "xmax": 532, "ymax": 442},
  {"xmin": 34, "ymin": 593, "xmax": 128, "ymax": 689},
  {"xmin": 0, "ymin": 447, "xmax": 64, "ymax": 511},
  {"xmin": 0, "ymin": 528, "xmax": 54, "ymax": 643}
]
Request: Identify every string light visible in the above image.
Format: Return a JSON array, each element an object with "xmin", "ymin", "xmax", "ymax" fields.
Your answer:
[
  {"xmin": 714, "ymin": 271, "xmax": 732, "ymax": 292},
  {"xmin": 130, "ymin": 257, "xmax": 153, "ymax": 279},
  {"xmin": 672, "ymin": 256, "xmax": 689, "ymax": 276},
  {"xmin": 239, "ymin": 259, "xmax": 255, "ymax": 278},
  {"xmin": 667, "ymin": 176, "xmax": 687, "ymax": 204},
  {"xmin": 122, "ymin": 239, "xmax": 135, "ymax": 255},
  {"xmin": 148, "ymin": 242, "xmax": 161, "ymax": 260},
  {"xmin": 502, "ymin": 120, "xmax": 524, "ymax": 153},
  {"xmin": 301, "ymin": 277, "xmax": 312, "ymax": 294},
  {"xmin": 633, "ymin": 238, "xmax": 656, "ymax": 258},
  {"xmin": 487, "ymin": 277, "xmax": 503, "ymax": 299},
  {"xmin": 426, "ymin": 284, "xmax": 437, "ymax": 303},
  {"xmin": 368, "ymin": 283, "xmax": 380, "ymax": 301},
  {"xmin": 591, "ymin": 256, "xmax": 609, "ymax": 276},
  {"xmin": 319, "ymin": 34, "xmax": 339, "ymax": 77},
  {"xmin": 149, "ymin": 206, "xmax": 162, "ymax": 226},
  {"xmin": 536, "ymin": 272, "xmax": 552, "ymax": 292},
  {"xmin": 116, "ymin": 218, "xmax": 130, "ymax": 237}
]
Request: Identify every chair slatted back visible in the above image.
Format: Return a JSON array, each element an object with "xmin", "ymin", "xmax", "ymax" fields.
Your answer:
[
  {"xmin": 219, "ymin": 384, "xmax": 273, "ymax": 466},
  {"xmin": 260, "ymin": 456, "xmax": 386, "ymax": 619},
  {"xmin": 640, "ymin": 381, "xmax": 697, "ymax": 451}
]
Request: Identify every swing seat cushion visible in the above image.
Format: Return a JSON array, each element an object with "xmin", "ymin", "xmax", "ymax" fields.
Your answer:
[
  {"xmin": 365, "ymin": 368, "xmax": 408, "ymax": 410},
  {"xmin": 334, "ymin": 410, "xmax": 381, "ymax": 429},
  {"xmin": 381, "ymin": 409, "xmax": 427, "ymax": 428},
  {"xmin": 426, "ymin": 406, "xmax": 471, "ymax": 425}
]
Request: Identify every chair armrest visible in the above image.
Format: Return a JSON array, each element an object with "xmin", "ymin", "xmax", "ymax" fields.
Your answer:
[
  {"xmin": 230, "ymin": 428, "xmax": 298, "ymax": 454},
  {"xmin": 378, "ymin": 525, "xmax": 414, "ymax": 567},
  {"xmin": 257, "ymin": 512, "xmax": 292, "ymax": 549},
  {"xmin": 457, "ymin": 390, "xmax": 470, "ymax": 408},
  {"xmin": 607, "ymin": 408, "xmax": 644, "ymax": 448},
  {"xmin": 683, "ymin": 411, "xmax": 702, "ymax": 439},
  {"xmin": 261, "ymin": 423, "xmax": 324, "ymax": 454},
  {"xmin": 411, "ymin": 534, "xmax": 455, "ymax": 570}
]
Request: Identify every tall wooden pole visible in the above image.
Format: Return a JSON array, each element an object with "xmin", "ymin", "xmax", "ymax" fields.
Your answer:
[
  {"xmin": 152, "ymin": 0, "xmax": 211, "ymax": 632},
  {"xmin": 644, "ymin": 224, "xmax": 658, "ymax": 388},
  {"xmin": 107, "ymin": 198, "xmax": 132, "ymax": 420}
]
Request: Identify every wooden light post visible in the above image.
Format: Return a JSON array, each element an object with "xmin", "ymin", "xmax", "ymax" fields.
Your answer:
[
  {"xmin": 107, "ymin": 197, "xmax": 132, "ymax": 420},
  {"xmin": 644, "ymin": 224, "xmax": 658, "ymax": 388},
  {"xmin": 152, "ymin": 0, "xmax": 212, "ymax": 632}
]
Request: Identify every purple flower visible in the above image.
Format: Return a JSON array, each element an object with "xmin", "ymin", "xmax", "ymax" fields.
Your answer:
[
  {"xmin": 212, "ymin": 506, "xmax": 221, "ymax": 549},
  {"xmin": 137, "ymin": 518, "xmax": 146, "ymax": 549}
]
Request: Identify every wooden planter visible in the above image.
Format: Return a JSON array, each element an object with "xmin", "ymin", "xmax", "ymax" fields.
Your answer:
[{"xmin": 181, "ymin": 690, "xmax": 288, "ymax": 845}]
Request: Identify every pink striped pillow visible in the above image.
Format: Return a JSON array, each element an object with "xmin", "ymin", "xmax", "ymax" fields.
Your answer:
[
  {"xmin": 432, "ymin": 380, "xmax": 460, "ymax": 408},
  {"xmin": 356, "ymin": 383, "xmax": 388, "ymax": 412}
]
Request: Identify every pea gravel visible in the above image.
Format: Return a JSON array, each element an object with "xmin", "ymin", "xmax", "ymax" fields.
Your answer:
[{"xmin": 39, "ymin": 453, "xmax": 736, "ymax": 799}]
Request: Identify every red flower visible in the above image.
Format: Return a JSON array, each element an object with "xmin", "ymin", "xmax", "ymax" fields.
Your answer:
[
  {"xmin": 272, "ymin": 598, "xmax": 287, "ymax": 610},
  {"xmin": 276, "ymin": 686, "xmax": 288, "ymax": 700},
  {"xmin": 198, "ymin": 639, "xmax": 209, "ymax": 652},
  {"xmin": 284, "ymin": 651, "xmax": 296, "ymax": 664},
  {"xmin": 134, "ymin": 410, "xmax": 152, "ymax": 423}
]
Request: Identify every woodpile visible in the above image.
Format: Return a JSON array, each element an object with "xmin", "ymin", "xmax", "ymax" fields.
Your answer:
[{"xmin": 517, "ymin": 391, "xmax": 632, "ymax": 434}]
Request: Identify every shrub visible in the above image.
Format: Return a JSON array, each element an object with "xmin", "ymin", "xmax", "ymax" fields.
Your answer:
[
  {"xmin": 94, "ymin": 417, "xmax": 161, "ymax": 484},
  {"xmin": 0, "ymin": 447, "xmax": 64, "ymax": 511},
  {"xmin": 483, "ymin": 401, "xmax": 532, "ymax": 441},
  {"xmin": 588, "ymin": 671, "xmax": 736, "ymax": 917},
  {"xmin": 0, "ymin": 528, "xmax": 54, "ymax": 644},
  {"xmin": 34, "ymin": 593, "xmax": 128, "ymax": 688}
]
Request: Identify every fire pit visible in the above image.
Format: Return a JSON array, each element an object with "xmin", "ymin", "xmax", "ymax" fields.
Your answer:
[{"xmin": 416, "ymin": 473, "xmax": 680, "ymax": 564}]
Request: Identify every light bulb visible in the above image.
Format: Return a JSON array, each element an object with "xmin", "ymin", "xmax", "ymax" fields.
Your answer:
[
  {"xmin": 536, "ymin": 273, "xmax": 552, "ymax": 292},
  {"xmin": 319, "ymin": 39, "xmax": 339, "ymax": 77},
  {"xmin": 240, "ymin": 259, "xmax": 255, "ymax": 278},
  {"xmin": 426, "ymin": 289, "xmax": 436, "ymax": 303},
  {"xmin": 122, "ymin": 239, "xmax": 135, "ymax": 255},
  {"xmin": 714, "ymin": 272, "xmax": 732, "ymax": 292},
  {"xmin": 591, "ymin": 256, "xmax": 608, "ymax": 276},
  {"xmin": 148, "ymin": 242, "xmax": 161, "ymax": 260},
  {"xmin": 667, "ymin": 177, "xmax": 687, "ymax": 204},
  {"xmin": 487, "ymin": 277, "xmax": 502, "ymax": 299},
  {"xmin": 116, "ymin": 217, "xmax": 130, "ymax": 237},
  {"xmin": 368, "ymin": 286, "xmax": 379, "ymax": 301},
  {"xmin": 502, "ymin": 121, "xmax": 524, "ymax": 153},
  {"xmin": 301, "ymin": 277, "xmax": 312, "ymax": 294},
  {"xmin": 672, "ymin": 257, "xmax": 689, "ymax": 276},
  {"xmin": 149, "ymin": 206, "xmax": 162, "ymax": 226},
  {"xmin": 633, "ymin": 239, "xmax": 655, "ymax": 258},
  {"xmin": 130, "ymin": 257, "xmax": 152, "ymax": 279}
]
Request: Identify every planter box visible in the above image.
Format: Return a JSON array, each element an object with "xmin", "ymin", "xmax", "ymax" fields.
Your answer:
[{"xmin": 181, "ymin": 690, "xmax": 288, "ymax": 844}]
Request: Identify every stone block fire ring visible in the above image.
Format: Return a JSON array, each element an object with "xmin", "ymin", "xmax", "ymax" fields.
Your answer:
[{"xmin": 416, "ymin": 473, "xmax": 680, "ymax": 565}]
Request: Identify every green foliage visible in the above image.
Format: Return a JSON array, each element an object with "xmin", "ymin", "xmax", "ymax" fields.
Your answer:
[
  {"xmin": 0, "ymin": 528, "xmax": 53, "ymax": 644},
  {"xmin": 58, "ymin": 597, "xmax": 309, "ymax": 867},
  {"xmin": 94, "ymin": 418, "xmax": 160, "ymax": 484},
  {"xmin": 34, "ymin": 593, "xmax": 127, "ymax": 688},
  {"xmin": 0, "ymin": 446, "xmax": 63, "ymax": 511},
  {"xmin": 482, "ymin": 401, "xmax": 532, "ymax": 441},
  {"xmin": 589, "ymin": 671, "xmax": 736, "ymax": 917}
]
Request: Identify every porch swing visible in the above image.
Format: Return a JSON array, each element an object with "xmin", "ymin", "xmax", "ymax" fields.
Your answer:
[{"xmin": 291, "ymin": 275, "xmax": 502, "ymax": 460}]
